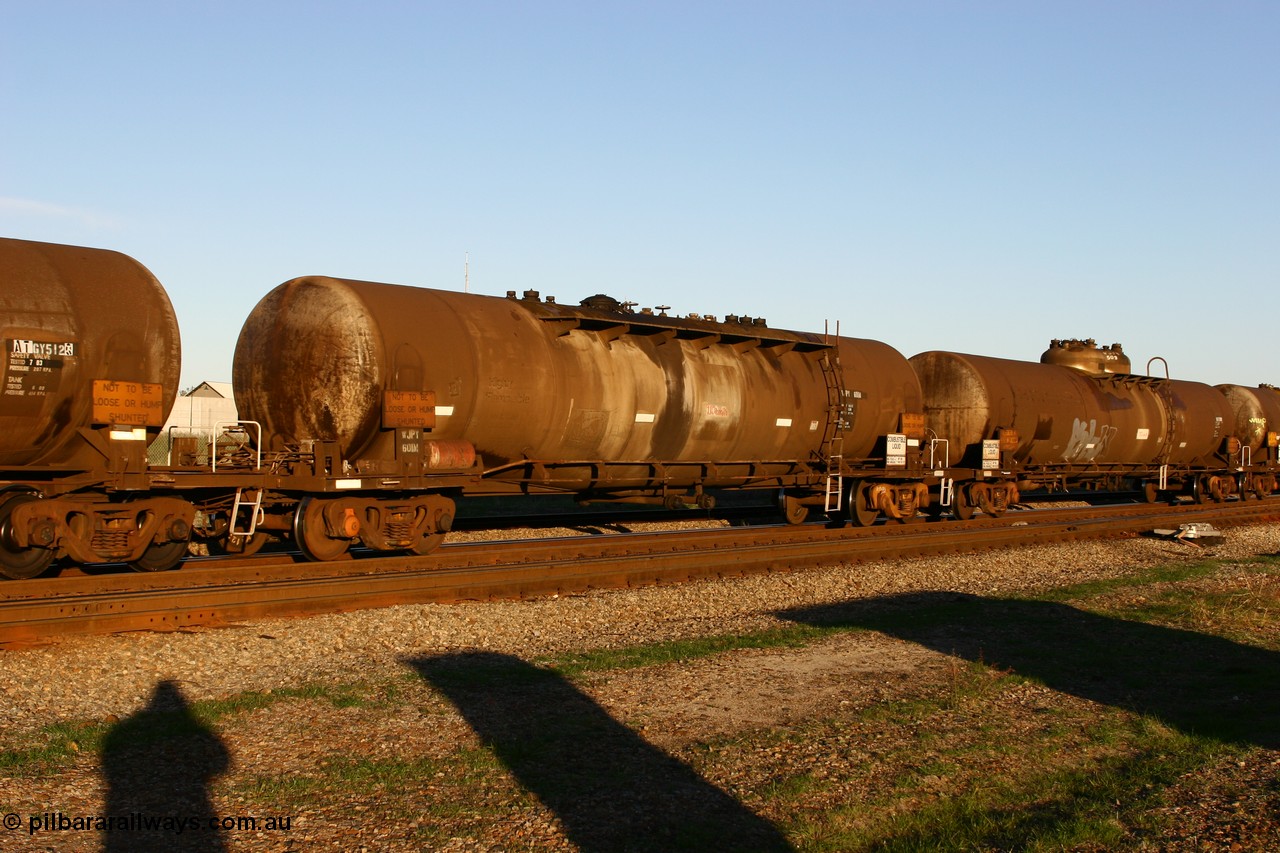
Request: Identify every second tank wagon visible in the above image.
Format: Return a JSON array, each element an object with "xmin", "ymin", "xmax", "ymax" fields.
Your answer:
[{"xmin": 233, "ymin": 277, "xmax": 930, "ymax": 510}]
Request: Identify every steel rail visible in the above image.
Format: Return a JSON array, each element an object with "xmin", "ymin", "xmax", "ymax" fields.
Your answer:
[{"xmin": 2, "ymin": 500, "xmax": 1278, "ymax": 646}]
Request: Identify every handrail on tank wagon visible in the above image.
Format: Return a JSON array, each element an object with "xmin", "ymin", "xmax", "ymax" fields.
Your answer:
[
  {"xmin": 928, "ymin": 436, "xmax": 950, "ymax": 469},
  {"xmin": 211, "ymin": 420, "xmax": 262, "ymax": 472},
  {"xmin": 925, "ymin": 434, "xmax": 954, "ymax": 506}
]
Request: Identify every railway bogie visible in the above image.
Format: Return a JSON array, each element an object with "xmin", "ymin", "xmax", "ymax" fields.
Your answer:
[{"xmin": 285, "ymin": 492, "xmax": 457, "ymax": 560}]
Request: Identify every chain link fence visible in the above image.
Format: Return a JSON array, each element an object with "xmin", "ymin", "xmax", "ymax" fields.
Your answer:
[{"xmin": 147, "ymin": 428, "xmax": 252, "ymax": 467}]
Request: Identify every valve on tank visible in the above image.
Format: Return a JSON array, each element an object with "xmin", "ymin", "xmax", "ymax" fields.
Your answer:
[{"xmin": 1040, "ymin": 339, "xmax": 1132, "ymax": 375}]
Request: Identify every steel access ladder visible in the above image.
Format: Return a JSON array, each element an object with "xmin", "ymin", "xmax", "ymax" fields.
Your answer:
[{"xmin": 819, "ymin": 330, "xmax": 846, "ymax": 513}]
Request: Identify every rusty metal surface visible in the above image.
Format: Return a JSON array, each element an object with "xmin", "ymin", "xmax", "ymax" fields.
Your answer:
[
  {"xmin": 911, "ymin": 348, "xmax": 1234, "ymax": 469},
  {"xmin": 1040, "ymin": 338, "xmax": 1132, "ymax": 374},
  {"xmin": 1160, "ymin": 377, "xmax": 1237, "ymax": 465},
  {"xmin": 1217, "ymin": 384, "xmax": 1280, "ymax": 456},
  {"xmin": 233, "ymin": 277, "xmax": 921, "ymax": 488},
  {"xmin": 832, "ymin": 337, "xmax": 923, "ymax": 456},
  {"xmin": 4, "ymin": 500, "xmax": 1277, "ymax": 646},
  {"xmin": 0, "ymin": 238, "xmax": 180, "ymax": 468}
]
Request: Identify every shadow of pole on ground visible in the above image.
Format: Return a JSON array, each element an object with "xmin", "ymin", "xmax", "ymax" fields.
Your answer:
[
  {"xmin": 409, "ymin": 651, "xmax": 793, "ymax": 853},
  {"xmin": 779, "ymin": 591, "xmax": 1280, "ymax": 749}
]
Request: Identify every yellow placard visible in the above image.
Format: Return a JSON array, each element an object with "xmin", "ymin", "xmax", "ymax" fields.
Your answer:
[
  {"xmin": 92, "ymin": 379, "xmax": 165, "ymax": 426},
  {"xmin": 899, "ymin": 412, "xmax": 926, "ymax": 440},
  {"xmin": 383, "ymin": 390, "xmax": 437, "ymax": 429}
]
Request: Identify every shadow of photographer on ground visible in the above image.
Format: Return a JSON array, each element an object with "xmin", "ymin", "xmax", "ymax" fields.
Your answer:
[{"xmin": 100, "ymin": 679, "xmax": 230, "ymax": 853}]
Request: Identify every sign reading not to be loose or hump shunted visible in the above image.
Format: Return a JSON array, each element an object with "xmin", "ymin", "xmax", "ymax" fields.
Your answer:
[
  {"xmin": 383, "ymin": 390, "xmax": 437, "ymax": 429},
  {"xmin": 92, "ymin": 379, "xmax": 165, "ymax": 426}
]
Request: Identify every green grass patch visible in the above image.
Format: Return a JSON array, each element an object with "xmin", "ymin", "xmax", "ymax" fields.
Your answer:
[
  {"xmin": 701, "ymin": 681, "xmax": 1233, "ymax": 852},
  {"xmin": 1093, "ymin": 569, "xmax": 1280, "ymax": 649},
  {"xmin": 0, "ymin": 719, "xmax": 109, "ymax": 774},
  {"xmin": 1033, "ymin": 553, "xmax": 1280, "ymax": 609},
  {"xmin": 237, "ymin": 744, "xmax": 530, "ymax": 842},
  {"xmin": 0, "ymin": 679, "xmax": 392, "ymax": 776},
  {"xmin": 541, "ymin": 624, "xmax": 840, "ymax": 677},
  {"xmin": 815, "ymin": 726, "xmax": 1217, "ymax": 852},
  {"xmin": 1030, "ymin": 557, "xmax": 1225, "ymax": 603}
]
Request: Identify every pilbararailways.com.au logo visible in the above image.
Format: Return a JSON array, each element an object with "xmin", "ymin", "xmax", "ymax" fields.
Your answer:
[{"xmin": 6, "ymin": 811, "xmax": 293, "ymax": 836}]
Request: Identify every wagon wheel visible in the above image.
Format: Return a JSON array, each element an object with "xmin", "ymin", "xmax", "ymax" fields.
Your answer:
[
  {"xmin": 408, "ymin": 497, "xmax": 455, "ymax": 556},
  {"xmin": 1190, "ymin": 476, "xmax": 1205, "ymax": 504},
  {"xmin": 210, "ymin": 530, "xmax": 269, "ymax": 557},
  {"xmin": 1142, "ymin": 482, "xmax": 1160, "ymax": 504},
  {"xmin": 0, "ymin": 493, "xmax": 56, "ymax": 580},
  {"xmin": 129, "ymin": 539, "xmax": 188, "ymax": 573},
  {"xmin": 292, "ymin": 497, "xmax": 352, "ymax": 562},
  {"xmin": 1192, "ymin": 476, "xmax": 1225, "ymax": 504},
  {"xmin": 778, "ymin": 492, "xmax": 809, "ymax": 525},
  {"xmin": 975, "ymin": 490, "xmax": 1005, "ymax": 518},
  {"xmin": 951, "ymin": 487, "xmax": 976, "ymax": 521},
  {"xmin": 848, "ymin": 481, "xmax": 879, "ymax": 527},
  {"xmin": 409, "ymin": 531, "xmax": 447, "ymax": 556}
]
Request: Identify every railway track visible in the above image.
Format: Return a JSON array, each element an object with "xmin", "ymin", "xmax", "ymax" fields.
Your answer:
[{"xmin": 2, "ymin": 500, "xmax": 1278, "ymax": 647}]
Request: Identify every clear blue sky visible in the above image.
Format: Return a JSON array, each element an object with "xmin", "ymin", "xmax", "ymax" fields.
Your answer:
[{"xmin": 3, "ymin": 2, "xmax": 1276, "ymax": 389}]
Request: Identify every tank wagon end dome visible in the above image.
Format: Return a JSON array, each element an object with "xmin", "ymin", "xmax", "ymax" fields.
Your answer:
[
  {"xmin": 1215, "ymin": 383, "xmax": 1280, "ymax": 454},
  {"xmin": 233, "ymin": 276, "xmax": 385, "ymax": 457},
  {"xmin": 0, "ymin": 237, "xmax": 181, "ymax": 466},
  {"xmin": 579, "ymin": 294, "xmax": 622, "ymax": 311}
]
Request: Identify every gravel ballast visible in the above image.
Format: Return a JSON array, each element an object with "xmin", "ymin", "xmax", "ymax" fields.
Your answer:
[{"xmin": 3, "ymin": 523, "xmax": 1277, "ymax": 737}]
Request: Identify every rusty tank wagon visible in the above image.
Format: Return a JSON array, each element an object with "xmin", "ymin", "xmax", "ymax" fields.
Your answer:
[
  {"xmin": 910, "ymin": 338, "xmax": 1254, "ymax": 515},
  {"xmin": 1215, "ymin": 383, "xmax": 1280, "ymax": 496},
  {"xmin": 231, "ymin": 276, "xmax": 935, "ymax": 558},
  {"xmin": 0, "ymin": 237, "xmax": 190, "ymax": 577}
]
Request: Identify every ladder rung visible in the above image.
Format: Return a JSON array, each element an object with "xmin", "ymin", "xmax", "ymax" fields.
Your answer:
[{"xmin": 229, "ymin": 488, "xmax": 264, "ymax": 537}]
